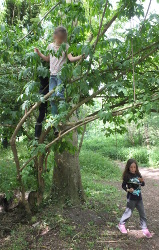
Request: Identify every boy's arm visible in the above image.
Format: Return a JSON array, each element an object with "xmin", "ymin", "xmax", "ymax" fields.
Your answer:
[
  {"xmin": 67, "ymin": 53, "xmax": 84, "ymax": 62},
  {"xmin": 34, "ymin": 48, "xmax": 50, "ymax": 62}
]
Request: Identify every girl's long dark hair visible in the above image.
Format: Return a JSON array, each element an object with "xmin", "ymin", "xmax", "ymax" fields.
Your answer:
[{"xmin": 122, "ymin": 158, "xmax": 141, "ymax": 181}]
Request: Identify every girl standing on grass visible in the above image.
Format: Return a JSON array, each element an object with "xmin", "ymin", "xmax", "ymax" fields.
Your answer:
[
  {"xmin": 118, "ymin": 158, "xmax": 152, "ymax": 238},
  {"xmin": 34, "ymin": 26, "xmax": 84, "ymax": 134}
]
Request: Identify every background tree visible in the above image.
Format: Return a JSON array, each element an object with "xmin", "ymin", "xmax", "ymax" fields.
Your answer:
[{"xmin": 5, "ymin": 0, "xmax": 40, "ymax": 27}]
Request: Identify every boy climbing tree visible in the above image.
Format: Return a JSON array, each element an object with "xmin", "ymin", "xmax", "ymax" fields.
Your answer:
[{"xmin": 34, "ymin": 26, "xmax": 85, "ymax": 135}]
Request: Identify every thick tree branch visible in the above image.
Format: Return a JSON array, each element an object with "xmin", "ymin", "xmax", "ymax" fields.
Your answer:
[
  {"xmin": 100, "ymin": 13, "xmax": 118, "ymax": 38},
  {"xmin": 137, "ymin": 48, "xmax": 158, "ymax": 64},
  {"xmin": 46, "ymin": 116, "xmax": 97, "ymax": 150},
  {"xmin": 78, "ymin": 124, "xmax": 86, "ymax": 153},
  {"xmin": 66, "ymin": 84, "xmax": 109, "ymax": 119},
  {"xmin": 39, "ymin": 127, "xmax": 52, "ymax": 144}
]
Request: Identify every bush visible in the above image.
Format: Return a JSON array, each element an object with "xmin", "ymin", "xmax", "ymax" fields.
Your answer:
[
  {"xmin": 82, "ymin": 135, "xmax": 150, "ymax": 165},
  {"xmin": 149, "ymin": 148, "xmax": 159, "ymax": 167},
  {"xmin": 0, "ymin": 161, "xmax": 18, "ymax": 199},
  {"xmin": 82, "ymin": 137, "xmax": 120, "ymax": 160},
  {"xmin": 133, "ymin": 148, "xmax": 149, "ymax": 164},
  {"xmin": 0, "ymin": 144, "xmax": 54, "ymax": 199},
  {"xmin": 118, "ymin": 147, "xmax": 149, "ymax": 164}
]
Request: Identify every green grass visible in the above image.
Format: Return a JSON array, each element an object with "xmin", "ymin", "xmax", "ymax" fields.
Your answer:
[
  {"xmin": 80, "ymin": 150, "xmax": 121, "ymax": 180},
  {"xmin": 79, "ymin": 148, "xmax": 122, "ymax": 213},
  {"xmin": 81, "ymin": 173, "xmax": 121, "ymax": 212}
]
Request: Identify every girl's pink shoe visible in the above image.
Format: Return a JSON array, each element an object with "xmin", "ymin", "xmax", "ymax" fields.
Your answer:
[
  {"xmin": 142, "ymin": 229, "xmax": 152, "ymax": 238},
  {"xmin": 118, "ymin": 223, "xmax": 127, "ymax": 234}
]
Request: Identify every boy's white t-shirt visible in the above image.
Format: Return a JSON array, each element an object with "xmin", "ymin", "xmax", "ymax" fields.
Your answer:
[{"xmin": 47, "ymin": 43, "xmax": 69, "ymax": 75}]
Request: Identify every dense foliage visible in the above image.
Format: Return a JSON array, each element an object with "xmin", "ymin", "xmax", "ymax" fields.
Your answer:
[{"xmin": 0, "ymin": 0, "xmax": 158, "ymax": 138}]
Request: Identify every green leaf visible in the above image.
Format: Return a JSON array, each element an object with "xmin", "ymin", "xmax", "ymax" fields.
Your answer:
[{"xmin": 0, "ymin": 24, "xmax": 5, "ymax": 32}]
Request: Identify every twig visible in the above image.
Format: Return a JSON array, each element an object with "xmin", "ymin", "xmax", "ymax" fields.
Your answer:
[
  {"xmin": 137, "ymin": 48, "xmax": 158, "ymax": 64},
  {"xmin": 72, "ymin": 231, "xmax": 82, "ymax": 241},
  {"xmin": 122, "ymin": 41, "xmax": 159, "ymax": 64},
  {"xmin": 131, "ymin": 37, "xmax": 135, "ymax": 102},
  {"xmin": 97, "ymin": 240, "xmax": 121, "ymax": 243},
  {"xmin": 140, "ymin": 0, "xmax": 152, "ymax": 32},
  {"xmin": 99, "ymin": 2, "xmax": 128, "ymax": 39},
  {"xmin": 86, "ymin": 0, "xmax": 109, "ymax": 76},
  {"xmin": 93, "ymin": 0, "xmax": 109, "ymax": 52},
  {"xmin": 20, "ymin": 155, "xmax": 36, "ymax": 172},
  {"xmin": 0, "ymin": 123, "xmax": 15, "ymax": 128},
  {"xmin": 112, "ymin": 96, "xmax": 159, "ymax": 115}
]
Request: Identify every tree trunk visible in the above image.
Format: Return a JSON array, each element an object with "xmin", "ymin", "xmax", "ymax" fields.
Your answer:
[{"xmin": 52, "ymin": 128, "xmax": 85, "ymax": 205}]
